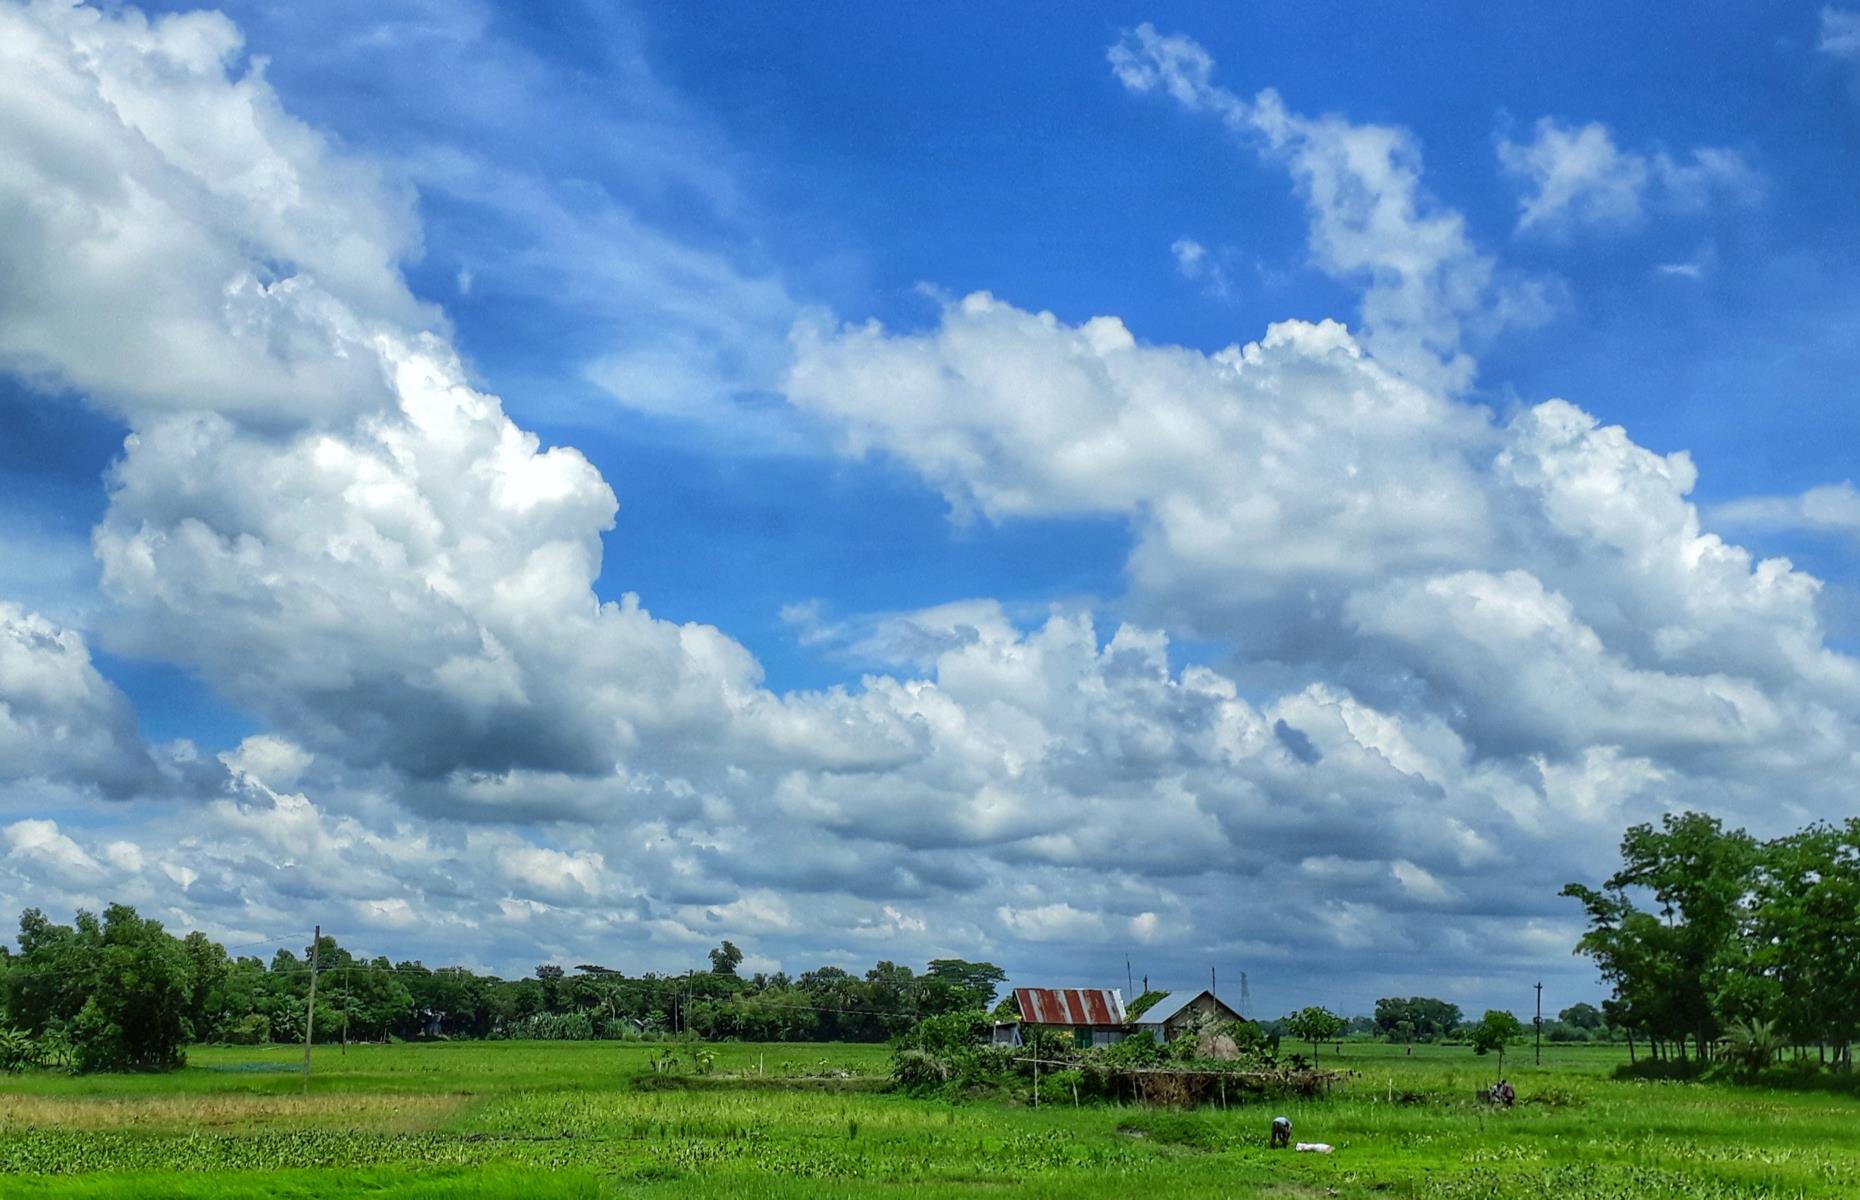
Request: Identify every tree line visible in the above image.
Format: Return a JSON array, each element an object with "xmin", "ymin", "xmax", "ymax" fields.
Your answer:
[
  {"xmin": 0, "ymin": 905, "xmax": 1006, "ymax": 1072},
  {"xmin": 1563, "ymin": 811, "xmax": 1860, "ymax": 1072}
]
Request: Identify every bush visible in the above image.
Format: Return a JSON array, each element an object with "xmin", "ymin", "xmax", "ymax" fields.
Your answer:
[
  {"xmin": 505, "ymin": 1011, "xmax": 597, "ymax": 1040},
  {"xmin": 888, "ymin": 1012, "xmax": 1014, "ymax": 1098},
  {"xmin": 221, "ymin": 1014, "xmax": 271, "ymax": 1046},
  {"xmin": 1614, "ymin": 1057, "xmax": 1708, "ymax": 1082}
]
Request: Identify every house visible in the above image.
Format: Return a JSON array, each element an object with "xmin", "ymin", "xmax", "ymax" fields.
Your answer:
[
  {"xmin": 1010, "ymin": 987, "xmax": 1127, "ymax": 1048},
  {"xmin": 1130, "ymin": 989, "xmax": 1244, "ymax": 1043}
]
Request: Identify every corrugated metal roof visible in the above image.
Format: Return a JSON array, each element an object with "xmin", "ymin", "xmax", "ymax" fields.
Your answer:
[
  {"xmin": 1133, "ymin": 989, "xmax": 1240, "ymax": 1027},
  {"xmin": 1014, "ymin": 987, "xmax": 1126, "ymax": 1026},
  {"xmin": 1131, "ymin": 991, "xmax": 1186, "ymax": 1026}
]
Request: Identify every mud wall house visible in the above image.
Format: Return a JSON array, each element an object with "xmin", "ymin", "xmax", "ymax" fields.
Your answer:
[
  {"xmin": 1012, "ymin": 987, "xmax": 1128, "ymax": 1048},
  {"xmin": 1129, "ymin": 989, "xmax": 1243, "ymax": 1043}
]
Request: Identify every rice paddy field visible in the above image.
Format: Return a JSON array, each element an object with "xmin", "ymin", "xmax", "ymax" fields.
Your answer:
[{"xmin": 3, "ymin": 1038, "xmax": 1857, "ymax": 1197}]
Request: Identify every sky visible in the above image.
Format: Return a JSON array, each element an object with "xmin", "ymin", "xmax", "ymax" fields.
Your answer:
[{"xmin": 1, "ymin": 0, "xmax": 1858, "ymax": 1020}]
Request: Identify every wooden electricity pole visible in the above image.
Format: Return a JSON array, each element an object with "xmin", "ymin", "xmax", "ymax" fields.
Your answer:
[
  {"xmin": 302, "ymin": 925, "xmax": 320, "ymax": 1093},
  {"xmin": 1534, "ymin": 981, "xmax": 1543, "ymax": 1067}
]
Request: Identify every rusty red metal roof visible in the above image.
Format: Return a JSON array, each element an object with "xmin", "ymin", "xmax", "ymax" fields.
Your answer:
[{"xmin": 1014, "ymin": 987, "xmax": 1126, "ymax": 1026}]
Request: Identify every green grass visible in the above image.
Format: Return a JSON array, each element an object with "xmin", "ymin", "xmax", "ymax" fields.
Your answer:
[{"xmin": 1, "ymin": 1038, "xmax": 1855, "ymax": 1196}]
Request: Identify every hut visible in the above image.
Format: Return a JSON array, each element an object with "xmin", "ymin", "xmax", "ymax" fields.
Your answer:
[
  {"xmin": 1130, "ymin": 989, "xmax": 1244, "ymax": 1043},
  {"xmin": 1011, "ymin": 986, "xmax": 1127, "ymax": 1048}
]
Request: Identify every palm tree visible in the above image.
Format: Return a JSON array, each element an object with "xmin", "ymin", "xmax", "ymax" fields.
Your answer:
[{"xmin": 1723, "ymin": 1017, "xmax": 1784, "ymax": 1077}]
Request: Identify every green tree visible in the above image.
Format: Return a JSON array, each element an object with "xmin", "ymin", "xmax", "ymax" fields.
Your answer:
[
  {"xmin": 861, "ymin": 961, "xmax": 918, "ymax": 1037},
  {"xmin": 4, "ymin": 905, "xmax": 196, "ymax": 1071},
  {"xmin": 1746, "ymin": 822, "xmax": 1860, "ymax": 1066},
  {"xmin": 178, "ymin": 931, "xmax": 231, "ymax": 1042},
  {"xmin": 1557, "ymin": 1002, "xmax": 1602, "ymax": 1030},
  {"xmin": 535, "ymin": 964, "xmax": 566, "ymax": 1012},
  {"xmin": 1284, "ymin": 1005, "xmax": 1345, "ymax": 1061},
  {"xmin": 1563, "ymin": 812, "xmax": 1758, "ymax": 1061},
  {"xmin": 924, "ymin": 959, "xmax": 1008, "ymax": 1010},
  {"xmin": 708, "ymin": 941, "xmax": 744, "ymax": 977},
  {"xmin": 1373, "ymin": 996, "xmax": 1462, "ymax": 1043},
  {"xmin": 1468, "ymin": 1010, "xmax": 1525, "ymax": 1078}
]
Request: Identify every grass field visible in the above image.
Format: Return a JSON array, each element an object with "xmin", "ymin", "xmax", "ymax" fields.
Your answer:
[{"xmin": 2, "ymin": 1038, "xmax": 1855, "ymax": 1197}]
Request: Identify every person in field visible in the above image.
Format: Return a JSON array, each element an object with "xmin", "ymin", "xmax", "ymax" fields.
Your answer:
[
  {"xmin": 1496, "ymin": 1079, "xmax": 1516, "ymax": 1107},
  {"xmin": 1270, "ymin": 1115, "xmax": 1292, "ymax": 1148}
]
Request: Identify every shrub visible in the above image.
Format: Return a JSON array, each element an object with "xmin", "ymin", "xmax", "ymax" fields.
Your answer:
[
  {"xmin": 0, "ymin": 1028, "xmax": 42, "ymax": 1074},
  {"xmin": 221, "ymin": 1014, "xmax": 271, "ymax": 1046},
  {"xmin": 1720, "ymin": 1017, "xmax": 1784, "ymax": 1077},
  {"xmin": 1615, "ymin": 1057, "xmax": 1708, "ymax": 1082},
  {"xmin": 888, "ymin": 1012, "xmax": 1013, "ymax": 1098},
  {"xmin": 505, "ymin": 1011, "xmax": 597, "ymax": 1040}
]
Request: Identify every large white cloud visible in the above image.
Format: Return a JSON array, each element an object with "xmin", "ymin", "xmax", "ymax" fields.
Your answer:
[
  {"xmin": 789, "ymin": 299, "xmax": 1493, "ymax": 622},
  {"xmin": 0, "ymin": 0, "xmax": 430, "ymax": 423},
  {"xmin": 0, "ymin": 603, "xmax": 153, "ymax": 796},
  {"xmin": 788, "ymin": 291, "xmax": 1860, "ymax": 792}
]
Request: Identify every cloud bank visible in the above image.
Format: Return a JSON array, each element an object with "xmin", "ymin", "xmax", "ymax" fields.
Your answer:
[{"xmin": 0, "ymin": 6, "xmax": 1853, "ymax": 1014}]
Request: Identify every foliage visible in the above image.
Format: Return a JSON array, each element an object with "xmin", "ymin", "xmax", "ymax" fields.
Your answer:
[
  {"xmin": 1468, "ymin": 1010, "xmax": 1525, "ymax": 1075},
  {"xmin": 0, "ymin": 902, "xmax": 1016, "ymax": 1071},
  {"xmin": 886, "ymin": 1011, "xmax": 1008, "ymax": 1097},
  {"xmin": 1283, "ymin": 1005, "xmax": 1345, "ymax": 1059},
  {"xmin": 1566, "ymin": 812, "xmax": 1860, "ymax": 1076},
  {"xmin": 1374, "ymin": 996, "xmax": 1462, "ymax": 1043},
  {"xmin": 923, "ymin": 960, "xmax": 1008, "ymax": 1011},
  {"xmin": 4, "ymin": 905, "xmax": 195, "ymax": 1071},
  {"xmin": 707, "ymin": 942, "xmax": 744, "ymax": 977},
  {"xmin": 1720, "ymin": 1017, "xmax": 1786, "ymax": 1078},
  {"xmin": 0, "ymin": 1027, "xmax": 42, "ymax": 1073}
]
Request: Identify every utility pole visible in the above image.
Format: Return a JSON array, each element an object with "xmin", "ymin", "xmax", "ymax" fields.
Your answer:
[
  {"xmin": 302, "ymin": 926, "xmax": 320, "ymax": 1093},
  {"xmin": 1534, "ymin": 981, "xmax": 1543, "ymax": 1067},
  {"xmin": 1125, "ymin": 954, "xmax": 1133, "ymax": 1000},
  {"xmin": 1239, "ymin": 972, "xmax": 1251, "ymax": 1021},
  {"xmin": 1211, "ymin": 966, "xmax": 1217, "ymax": 997}
]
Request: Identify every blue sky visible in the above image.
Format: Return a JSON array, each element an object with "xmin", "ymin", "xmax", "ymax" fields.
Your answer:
[
  {"xmin": 2, "ymin": 0, "xmax": 1858, "ymax": 1014},
  {"xmin": 127, "ymin": 0, "xmax": 1860, "ymax": 718},
  {"xmin": 107, "ymin": 0, "xmax": 1860, "ymax": 702}
]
